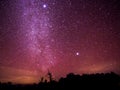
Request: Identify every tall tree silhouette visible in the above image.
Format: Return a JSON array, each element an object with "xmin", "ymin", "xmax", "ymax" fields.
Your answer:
[{"xmin": 47, "ymin": 70, "xmax": 53, "ymax": 82}]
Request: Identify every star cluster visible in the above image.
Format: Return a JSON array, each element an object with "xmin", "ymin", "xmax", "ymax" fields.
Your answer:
[{"xmin": 0, "ymin": 0, "xmax": 120, "ymax": 84}]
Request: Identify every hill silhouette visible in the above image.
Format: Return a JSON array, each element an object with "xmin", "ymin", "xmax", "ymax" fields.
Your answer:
[{"xmin": 0, "ymin": 72, "xmax": 120, "ymax": 90}]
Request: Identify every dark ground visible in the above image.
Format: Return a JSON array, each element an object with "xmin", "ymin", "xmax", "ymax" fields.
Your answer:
[{"xmin": 0, "ymin": 72, "xmax": 120, "ymax": 90}]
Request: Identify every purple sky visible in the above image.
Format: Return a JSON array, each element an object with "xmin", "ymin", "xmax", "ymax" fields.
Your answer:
[{"xmin": 0, "ymin": 0, "xmax": 120, "ymax": 84}]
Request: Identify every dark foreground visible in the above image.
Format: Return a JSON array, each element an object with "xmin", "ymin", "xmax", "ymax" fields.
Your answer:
[{"xmin": 0, "ymin": 72, "xmax": 120, "ymax": 90}]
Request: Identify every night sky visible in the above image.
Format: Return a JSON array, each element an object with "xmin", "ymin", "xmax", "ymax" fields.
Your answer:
[{"xmin": 0, "ymin": 0, "xmax": 120, "ymax": 84}]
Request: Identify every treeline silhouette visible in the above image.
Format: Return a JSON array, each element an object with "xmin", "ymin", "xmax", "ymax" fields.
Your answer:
[{"xmin": 0, "ymin": 72, "xmax": 120, "ymax": 90}]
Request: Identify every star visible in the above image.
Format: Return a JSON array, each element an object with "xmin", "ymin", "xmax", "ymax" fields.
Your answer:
[
  {"xmin": 43, "ymin": 4, "xmax": 47, "ymax": 8},
  {"xmin": 76, "ymin": 52, "xmax": 80, "ymax": 56}
]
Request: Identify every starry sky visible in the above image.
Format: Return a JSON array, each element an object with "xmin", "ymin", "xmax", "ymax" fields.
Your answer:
[{"xmin": 0, "ymin": 0, "xmax": 120, "ymax": 84}]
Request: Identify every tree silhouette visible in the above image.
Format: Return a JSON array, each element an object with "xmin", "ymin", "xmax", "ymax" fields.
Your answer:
[
  {"xmin": 47, "ymin": 70, "xmax": 53, "ymax": 82},
  {"xmin": 39, "ymin": 77, "xmax": 44, "ymax": 83}
]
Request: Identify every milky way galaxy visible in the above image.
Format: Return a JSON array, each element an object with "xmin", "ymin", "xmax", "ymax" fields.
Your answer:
[{"xmin": 0, "ymin": 0, "xmax": 120, "ymax": 84}]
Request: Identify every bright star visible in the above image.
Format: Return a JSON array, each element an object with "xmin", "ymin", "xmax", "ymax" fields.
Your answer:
[
  {"xmin": 76, "ymin": 52, "xmax": 80, "ymax": 56},
  {"xmin": 43, "ymin": 4, "xmax": 47, "ymax": 8}
]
